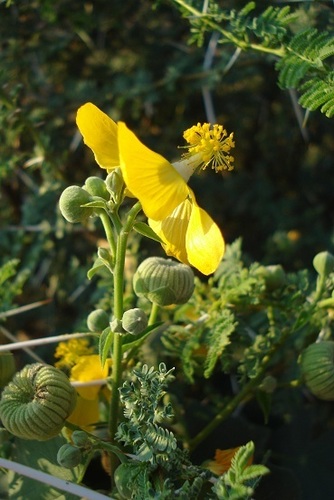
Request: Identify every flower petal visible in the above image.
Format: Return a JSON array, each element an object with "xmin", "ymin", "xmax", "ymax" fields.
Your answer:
[
  {"xmin": 118, "ymin": 122, "xmax": 189, "ymax": 220},
  {"xmin": 76, "ymin": 102, "xmax": 119, "ymax": 170},
  {"xmin": 70, "ymin": 354, "xmax": 108, "ymax": 400},
  {"xmin": 186, "ymin": 196, "xmax": 225, "ymax": 275},
  {"xmin": 149, "ymin": 199, "xmax": 192, "ymax": 265},
  {"xmin": 67, "ymin": 395, "xmax": 99, "ymax": 431}
]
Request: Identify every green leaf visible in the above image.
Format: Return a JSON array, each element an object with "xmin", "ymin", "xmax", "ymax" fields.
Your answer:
[
  {"xmin": 8, "ymin": 435, "xmax": 80, "ymax": 500},
  {"xmin": 80, "ymin": 199, "xmax": 107, "ymax": 210},
  {"xmin": 240, "ymin": 464, "xmax": 270, "ymax": 482},
  {"xmin": 204, "ymin": 309, "xmax": 237, "ymax": 378},
  {"xmin": 133, "ymin": 222, "xmax": 163, "ymax": 243},
  {"xmin": 121, "ymin": 322, "xmax": 165, "ymax": 354},
  {"xmin": 0, "ymin": 259, "xmax": 19, "ymax": 286},
  {"xmin": 87, "ymin": 257, "xmax": 106, "ymax": 280},
  {"xmin": 97, "ymin": 247, "xmax": 114, "ymax": 274},
  {"xmin": 99, "ymin": 327, "xmax": 113, "ymax": 367}
]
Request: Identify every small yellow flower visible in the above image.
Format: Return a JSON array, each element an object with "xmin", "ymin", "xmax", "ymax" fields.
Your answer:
[
  {"xmin": 76, "ymin": 103, "xmax": 235, "ymax": 275},
  {"xmin": 54, "ymin": 338, "xmax": 94, "ymax": 369}
]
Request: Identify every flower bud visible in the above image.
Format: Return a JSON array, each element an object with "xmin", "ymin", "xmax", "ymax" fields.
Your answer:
[
  {"xmin": 299, "ymin": 341, "xmax": 334, "ymax": 401},
  {"xmin": 105, "ymin": 168, "xmax": 124, "ymax": 204},
  {"xmin": 84, "ymin": 176, "xmax": 110, "ymax": 200},
  {"xmin": 122, "ymin": 308, "xmax": 148, "ymax": 335},
  {"xmin": 57, "ymin": 443, "xmax": 82, "ymax": 468},
  {"xmin": 255, "ymin": 264, "xmax": 286, "ymax": 291},
  {"xmin": 0, "ymin": 352, "xmax": 15, "ymax": 388},
  {"xmin": 71, "ymin": 430, "xmax": 90, "ymax": 447},
  {"xmin": 313, "ymin": 251, "xmax": 334, "ymax": 277},
  {"xmin": 133, "ymin": 257, "xmax": 194, "ymax": 306},
  {"xmin": 87, "ymin": 309, "xmax": 110, "ymax": 332},
  {"xmin": 59, "ymin": 186, "xmax": 95, "ymax": 223}
]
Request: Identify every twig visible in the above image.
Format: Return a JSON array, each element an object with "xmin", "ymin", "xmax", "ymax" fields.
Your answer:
[
  {"xmin": 0, "ymin": 458, "xmax": 113, "ymax": 500},
  {"xmin": 0, "ymin": 331, "xmax": 96, "ymax": 353}
]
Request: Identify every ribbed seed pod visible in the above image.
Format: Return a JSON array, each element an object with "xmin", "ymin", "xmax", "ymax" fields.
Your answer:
[
  {"xmin": 133, "ymin": 257, "xmax": 195, "ymax": 306},
  {"xmin": 0, "ymin": 352, "xmax": 16, "ymax": 387},
  {"xmin": 0, "ymin": 363, "xmax": 77, "ymax": 440},
  {"xmin": 300, "ymin": 341, "xmax": 334, "ymax": 401}
]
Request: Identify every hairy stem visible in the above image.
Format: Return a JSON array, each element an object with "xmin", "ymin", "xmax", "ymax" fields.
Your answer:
[
  {"xmin": 108, "ymin": 202, "xmax": 142, "ymax": 450},
  {"xmin": 99, "ymin": 211, "xmax": 116, "ymax": 258},
  {"xmin": 148, "ymin": 302, "xmax": 160, "ymax": 326}
]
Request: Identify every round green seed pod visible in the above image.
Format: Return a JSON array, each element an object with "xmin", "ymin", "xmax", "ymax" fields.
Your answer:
[
  {"xmin": 299, "ymin": 341, "xmax": 334, "ymax": 401},
  {"xmin": 122, "ymin": 308, "xmax": 148, "ymax": 335},
  {"xmin": 87, "ymin": 309, "xmax": 110, "ymax": 332},
  {"xmin": 59, "ymin": 185, "xmax": 95, "ymax": 223},
  {"xmin": 57, "ymin": 443, "xmax": 82, "ymax": 468},
  {"xmin": 313, "ymin": 251, "xmax": 334, "ymax": 277},
  {"xmin": 0, "ymin": 363, "xmax": 77, "ymax": 440},
  {"xmin": 84, "ymin": 176, "xmax": 110, "ymax": 200},
  {"xmin": 0, "ymin": 352, "xmax": 16, "ymax": 388},
  {"xmin": 133, "ymin": 257, "xmax": 195, "ymax": 306},
  {"xmin": 71, "ymin": 430, "xmax": 90, "ymax": 448},
  {"xmin": 255, "ymin": 265, "xmax": 286, "ymax": 291}
]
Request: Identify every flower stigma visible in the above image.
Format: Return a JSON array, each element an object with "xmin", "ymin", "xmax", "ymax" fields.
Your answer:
[{"xmin": 180, "ymin": 122, "xmax": 235, "ymax": 173}]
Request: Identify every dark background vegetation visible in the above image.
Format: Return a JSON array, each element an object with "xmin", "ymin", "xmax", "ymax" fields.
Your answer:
[{"xmin": 1, "ymin": 1, "xmax": 334, "ymax": 499}]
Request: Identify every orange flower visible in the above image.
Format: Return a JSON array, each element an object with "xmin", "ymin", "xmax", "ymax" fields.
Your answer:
[{"xmin": 206, "ymin": 446, "xmax": 253, "ymax": 475}]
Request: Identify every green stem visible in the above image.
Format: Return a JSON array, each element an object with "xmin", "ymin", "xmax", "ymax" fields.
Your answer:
[
  {"xmin": 108, "ymin": 202, "xmax": 143, "ymax": 442},
  {"xmin": 99, "ymin": 211, "xmax": 116, "ymax": 258},
  {"xmin": 172, "ymin": 0, "xmax": 286, "ymax": 58},
  {"xmin": 148, "ymin": 302, "xmax": 160, "ymax": 326}
]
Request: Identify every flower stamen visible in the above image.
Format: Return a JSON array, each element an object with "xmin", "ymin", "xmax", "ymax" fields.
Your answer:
[{"xmin": 182, "ymin": 122, "xmax": 235, "ymax": 173}]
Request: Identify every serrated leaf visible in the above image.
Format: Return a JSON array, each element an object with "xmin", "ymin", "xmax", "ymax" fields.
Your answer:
[
  {"xmin": 204, "ymin": 310, "xmax": 237, "ymax": 378},
  {"xmin": 239, "ymin": 464, "xmax": 270, "ymax": 482},
  {"xmin": 133, "ymin": 222, "xmax": 163, "ymax": 243},
  {"xmin": 99, "ymin": 327, "xmax": 113, "ymax": 367},
  {"xmin": 0, "ymin": 259, "xmax": 19, "ymax": 286},
  {"xmin": 231, "ymin": 441, "xmax": 255, "ymax": 474}
]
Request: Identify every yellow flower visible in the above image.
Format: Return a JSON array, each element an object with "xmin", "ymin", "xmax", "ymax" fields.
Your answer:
[
  {"xmin": 76, "ymin": 103, "xmax": 235, "ymax": 275},
  {"xmin": 70, "ymin": 354, "xmax": 109, "ymax": 400},
  {"xmin": 54, "ymin": 338, "xmax": 94, "ymax": 369},
  {"xmin": 66, "ymin": 394, "xmax": 100, "ymax": 432}
]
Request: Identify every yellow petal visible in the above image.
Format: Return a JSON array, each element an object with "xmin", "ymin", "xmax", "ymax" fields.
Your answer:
[
  {"xmin": 149, "ymin": 199, "xmax": 192, "ymax": 265},
  {"xmin": 118, "ymin": 122, "xmax": 189, "ymax": 220},
  {"xmin": 66, "ymin": 394, "xmax": 99, "ymax": 431},
  {"xmin": 186, "ymin": 196, "xmax": 225, "ymax": 275},
  {"xmin": 76, "ymin": 102, "xmax": 119, "ymax": 170},
  {"xmin": 70, "ymin": 354, "xmax": 108, "ymax": 400}
]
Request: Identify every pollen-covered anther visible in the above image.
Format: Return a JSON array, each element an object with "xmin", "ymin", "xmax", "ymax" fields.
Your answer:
[{"xmin": 182, "ymin": 122, "xmax": 235, "ymax": 173}]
